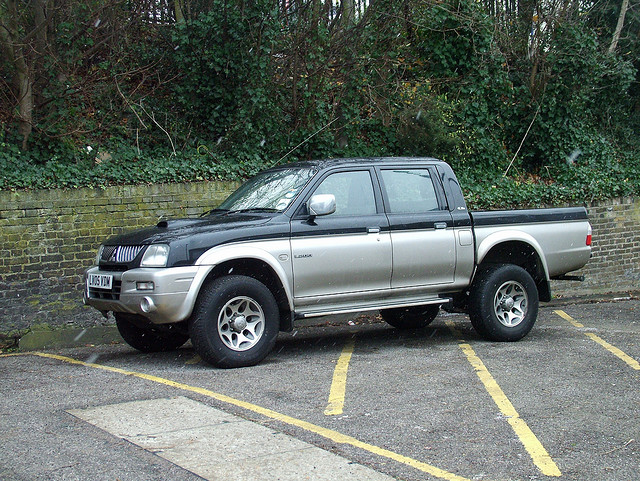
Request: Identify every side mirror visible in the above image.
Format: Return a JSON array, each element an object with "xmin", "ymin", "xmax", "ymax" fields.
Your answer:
[{"xmin": 307, "ymin": 194, "xmax": 336, "ymax": 217}]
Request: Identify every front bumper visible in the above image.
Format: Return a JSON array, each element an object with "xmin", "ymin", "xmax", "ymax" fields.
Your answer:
[{"xmin": 83, "ymin": 265, "xmax": 203, "ymax": 324}]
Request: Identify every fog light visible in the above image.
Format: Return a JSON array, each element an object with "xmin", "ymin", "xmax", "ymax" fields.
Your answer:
[
  {"xmin": 140, "ymin": 297, "xmax": 156, "ymax": 313},
  {"xmin": 136, "ymin": 281, "xmax": 155, "ymax": 291}
]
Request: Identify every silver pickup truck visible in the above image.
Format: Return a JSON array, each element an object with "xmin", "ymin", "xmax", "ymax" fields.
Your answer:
[{"xmin": 84, "ymin": 158, "xmax": 592, "ymax": 368}]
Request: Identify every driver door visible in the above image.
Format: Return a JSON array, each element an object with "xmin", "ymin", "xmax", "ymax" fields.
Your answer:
[{"xmin": 290, "ymin": 169, "xmax": 392, "ymax": 307}]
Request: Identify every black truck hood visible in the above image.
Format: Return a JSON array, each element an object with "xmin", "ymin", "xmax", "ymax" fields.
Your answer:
[{"xmin": 102, "ymin": 213, "xmax": 290, "ymax": 267}]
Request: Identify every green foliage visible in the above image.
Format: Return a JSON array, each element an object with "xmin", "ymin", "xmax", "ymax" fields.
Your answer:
[
  {"xmin": 409, "ymin": 0, "xmax": 516, "ymax": 168},
  {"xmin": 517, "ymin": 22, "xmax": 636, "ymax": 171},
  {"xmin": 0, "ymin": 0, "xmax": 638, "ymax": 210},
  {"xmin": 458, "ymin": 155, "xmax": 640, "ymax": 210},
  {"xmin": 170, "ymin": 2, "xmax": 280, "ymax": 144},
  {"xmin": 0, "ymin": 144, "xmax": 245, "ymax": 190}
]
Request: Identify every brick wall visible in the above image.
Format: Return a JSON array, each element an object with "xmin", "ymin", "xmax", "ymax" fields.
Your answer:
[
  {"xmin": 0, "ymin": 185, "xmax": 638, "ymax": 335},
  {"xmin": 551, "ymin": 197, "xmax": 640, "ymax": 297},
  {"xmin": 0, "ymin": 182, "xmax": 237, "ymax": 333}
]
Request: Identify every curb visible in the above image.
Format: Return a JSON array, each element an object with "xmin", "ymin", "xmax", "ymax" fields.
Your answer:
[
  {"xmin": 13, "ymin": 317, "xmax": 345, "ymax": 352},
  {"xmin": 18, "ymin": 326, "xmax": 121, "ymax": 351},
  {"xmin": 546, "ymin": 291, "xmax": 639, "ymax": 307},
  {"xmin": 10, "ymin": 293, "xmax": 639, "ymax": 352}
]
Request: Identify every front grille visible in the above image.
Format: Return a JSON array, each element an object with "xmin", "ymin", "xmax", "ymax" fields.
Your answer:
[
  {"xmin": 98, "ymin": 264, "xmax": 128, "ymax": 272},
  {"xmin": 88, "ymin": 279, "xmax": 122, "ymax": 300},
  {"xmin": 101, "ymin": 245, "xmax": 145, "ymax": 263}
]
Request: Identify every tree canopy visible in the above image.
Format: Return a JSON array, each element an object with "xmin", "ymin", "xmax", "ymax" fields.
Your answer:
[{"xmin": 1, "ymin": 0, "xmax": 638, "ymax": 207}]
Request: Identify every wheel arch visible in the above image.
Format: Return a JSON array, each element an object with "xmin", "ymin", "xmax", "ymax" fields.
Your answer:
[
  {"xmin": 194, "ymin": 248, "xmax": 295, "ymax": 331},
  {"xmin": 476, "ymin": 235, "xmax": 551, "ymax": 302}
]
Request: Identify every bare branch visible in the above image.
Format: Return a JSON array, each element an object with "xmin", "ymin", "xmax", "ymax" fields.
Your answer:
[
  {"xmin": 609, "ymin": 0, "xmax": 630, "ymax": 53},
  {"xmin": 114, "ymin": 77, "xmax": 148, "ymax": 130},
  {"xmin": 504, "ymin": 104, "xmax": 541, "ymax": 177},
  {"xmin": 137, "ymin": 100, "xmax": 177, "ymax": 157}
]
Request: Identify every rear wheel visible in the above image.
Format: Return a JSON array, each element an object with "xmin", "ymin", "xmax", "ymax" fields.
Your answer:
[
  {"xmin": 469, "ymin": 264, "xmax": 539, "ymax": 341},
  {"xmin": 189, "ymin": 275, "xmax": 280, "ymax": 368},
  {"xmin": 115, "ymin": 313, "xmax": 189, "ymax": 352},
  {"xmin": 381, "ymin": 305, "xmax": 440, "ymax": 329}
]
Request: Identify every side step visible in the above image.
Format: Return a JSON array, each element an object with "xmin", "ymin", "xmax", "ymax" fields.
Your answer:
[
  {"xmin": 551, "ymin": 274, "xmax": 585, "ymax": 282},
  {"xmin": 296, "ymin": 297, "xmax": 452, "ymax": 319}
]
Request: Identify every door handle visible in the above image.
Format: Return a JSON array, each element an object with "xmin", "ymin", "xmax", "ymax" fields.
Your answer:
[
  {"xmin": 434, "ymin": 222, "xmax": 448, "ymax": 230},
  {"xmin": 368, "ymin": 227, "xmax": 381, "ymax": 234}
]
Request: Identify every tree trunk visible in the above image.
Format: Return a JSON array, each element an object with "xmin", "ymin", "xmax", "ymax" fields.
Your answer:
[
  {"xmin": 0, "ymin": 0, "xmax": 35, "ymax": 149},
  {"xmin": 16, "ymin": 61, "xmax": 34, "ymax": 151},
  {"xmin": 174, "ymin": 0, "xmax": 185, "ymax": 23},
  {"xmin": 343, "ymin": 0, "xmax": 355, "ymax": 25},
  {"xmin": 609, "ymin": 0, "xmax": 630, "ymax": 53},
  {"xmin": 34, "ymin": 0, "xmax": 47, "ymax": 51},
  {"xmin": 517, "ymin": 0, "xmax": 537, "ymax": 55}
]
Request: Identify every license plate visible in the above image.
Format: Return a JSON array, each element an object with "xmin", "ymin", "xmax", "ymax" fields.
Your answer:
[{"xmin": 88, "ymin": 273, "xmax": 113, "ymax": 290}]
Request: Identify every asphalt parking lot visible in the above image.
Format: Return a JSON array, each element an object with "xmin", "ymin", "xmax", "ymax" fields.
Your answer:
[{"xmin": 1, "ymin": 299, "xmax": 638, "ymax": 481}]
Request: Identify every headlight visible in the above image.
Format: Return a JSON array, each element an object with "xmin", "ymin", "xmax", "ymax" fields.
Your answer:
[
  {"xmin": 141, "ymin": 244, "xmax": 170, "ymax": 267},
  {"xmin": 95, "ymin": 245, "xmax": 104, "ymax": 266}
]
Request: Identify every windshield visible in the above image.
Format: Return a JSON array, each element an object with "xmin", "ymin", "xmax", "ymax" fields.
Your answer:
[{"xmin": 215, "ymin": 168, "xmax": 316, "ymax": 213}]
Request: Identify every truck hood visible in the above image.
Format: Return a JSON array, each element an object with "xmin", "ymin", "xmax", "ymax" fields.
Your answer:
[
  {"xmin": 102, "ymin": 213, "xmax": 289, "ymax": 267},
  {"xmin": 105, "ymin": 213, "xmax": 274, "ymax": 245}
]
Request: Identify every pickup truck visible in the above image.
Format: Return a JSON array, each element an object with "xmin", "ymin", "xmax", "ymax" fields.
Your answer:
[{"xmin": 84, "ymin": 158, "xmax": 592, "ymax": 368}]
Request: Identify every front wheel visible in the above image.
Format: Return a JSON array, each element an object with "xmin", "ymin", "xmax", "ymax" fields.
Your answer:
[
  {"xmin": 189, "ymin": 275, "xmax": 280, "ymax": 368},
  {"xmin": 469, "ymin": 264, "xmax": 539, "ymax": 341},
  {"xmin": 381, "ymin": 304, "xmax": 440, "ymax": 329}
]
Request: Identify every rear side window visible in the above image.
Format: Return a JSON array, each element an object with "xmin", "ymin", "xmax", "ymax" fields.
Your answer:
[{"xmin": 381, "ymin": 169, "xmax": 440, "ymax": 213}]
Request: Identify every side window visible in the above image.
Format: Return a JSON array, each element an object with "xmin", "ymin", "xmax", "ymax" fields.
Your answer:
[
  {"xmin": 313, "ymin": 171, "xmax": 377, "ymax": 216},
  {"xmin": 381, "ymin": 169, "xmax": 440, "ymax": 213}
]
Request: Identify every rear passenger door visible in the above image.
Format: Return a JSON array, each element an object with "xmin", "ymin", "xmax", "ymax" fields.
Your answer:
[{"xmin": 378, "ymin": 167, "xmax": 456, "ymax": 288}]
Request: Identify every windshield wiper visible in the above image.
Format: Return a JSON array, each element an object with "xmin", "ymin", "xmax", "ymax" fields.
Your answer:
[
  {"xmin": 200, "ymin": 208, "xmax": 229, "ymax": 217},
  {"xmin": 226, "ymin": 208, "xmax": 279, "ymax": 214}
]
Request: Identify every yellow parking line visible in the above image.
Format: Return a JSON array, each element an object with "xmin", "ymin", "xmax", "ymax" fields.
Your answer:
[
  {"xmin": 445, "ymin": 321, "xmax": 562, "ymax": 477},
  {"xmin": 584, "ymin": 334, "xmax": 640, "ymax": 370},
  {"xmin": 555, "ymin": 310, "xmax": 640, "ymax": 371},
  {"xmin": 553, "ymin": 309, "xmax": 584, "ymax": 328},
  {"xmin": 458, "ymin": 343, "xmax": 561, "ymax": 476},
  {"xmin": 325, "ymin": 338, "xmax": 355, "ymax": 416},
  {"xmin": 23, "ymin": 351, "xmax": 473, "ymax": 481}
]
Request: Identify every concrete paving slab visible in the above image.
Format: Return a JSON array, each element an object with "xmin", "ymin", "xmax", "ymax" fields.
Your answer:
[
  {"xmin": 69, "ymin": 396, "xmax": 396, "ymax": 481},
  {"xmin": 69, "ymin": 396, "xmax": 238, "ymax": 436}
]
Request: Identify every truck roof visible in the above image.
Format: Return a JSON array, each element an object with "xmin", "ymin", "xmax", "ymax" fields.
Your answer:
[{"xmin": 275, "ymin": 157, "xmax": 446, "ymax": 171}]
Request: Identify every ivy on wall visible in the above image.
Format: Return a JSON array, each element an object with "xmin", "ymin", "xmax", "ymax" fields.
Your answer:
[{"xmin": 1, "ymin": 0, "xmax": 638, "ymax": 208}]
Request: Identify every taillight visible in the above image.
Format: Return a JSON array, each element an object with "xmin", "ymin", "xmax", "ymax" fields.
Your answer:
[{"xmin": 586, "ymin": 226, "xmax": 592, "ymax": 246}]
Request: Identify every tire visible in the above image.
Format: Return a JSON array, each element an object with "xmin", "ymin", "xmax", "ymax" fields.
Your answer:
[
  {"xmin": 469, "ymin": 264, "xmax": 539, "ymax": 341},
  {"xmin": 115, "ymin": 313, "xmax": 189, "ymax": 352},
  {"xmin": 189, "ymin": 275, "xmax": 280, "ymax": 368},
  {"xmin": 381, "ymin": 304, "xmax": 440, "ymax": 329}
]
